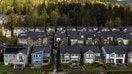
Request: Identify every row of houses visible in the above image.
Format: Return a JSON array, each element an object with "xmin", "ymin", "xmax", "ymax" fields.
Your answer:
[
  {"xmin": 60, "ymin": 45, "xmax": 132, "ymax": 65},
  {"xmin": 3, "ymin": 45, "xmax": 51, "ymax": 69},
  {"xmin": 2, "ymin": 44, "xmax": 132, "ymax": 69},
  {"xmin": 1, "ymin": 26, "xmax": 132, "ymax": 46}
]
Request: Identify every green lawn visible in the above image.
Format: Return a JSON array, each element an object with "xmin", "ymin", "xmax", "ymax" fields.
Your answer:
[
  {"xmin": 107, "ymin": 65, "xmax": 130, "ymax": 70},
  {"xmin": 0, "ymin": 65, "xmax": 13, "ymax": 71},
  {"xmin": 0, "ymin": 65, "xmax": 42, "ymax": 74},
  {"xmin": 60, "ymin": 64, "xmax": 80, "ymax": 71},
  {"xmin": 0, "ymin": 70, "xmax": 42, "ymax": 74},
  {"xmin": 85, "ymin": 64, "xmax": 105, "ymax": 71}
]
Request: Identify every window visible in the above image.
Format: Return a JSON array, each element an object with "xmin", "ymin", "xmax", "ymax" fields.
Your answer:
[
  {"xmin": 116, "ymin": 54, "xmax": 123, "ymax": 57},
  {"xmin": 108, "ymin": 59, "xmax": 114, "ymax": 63},
  {"xmin": 34, "ymin": 54, "xmax": 40, "ymax": 58},
  {"xmin": 5, "ymin": 55, "xmax": 8, "ymax": 57},
  {"xmin": 43, "ymin": 60, "xmax": 48, "ymax": 63},
  {"xmin": 110, "ymin": 54, "xmax": 114, "ymax": 57}
]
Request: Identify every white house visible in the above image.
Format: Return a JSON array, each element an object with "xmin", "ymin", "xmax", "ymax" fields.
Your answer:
[
  {"xmin": 13, "ymin": 27, "xmax": 24, "ymax": 36},
  {"xmin": 102, "ymin": 45, "xmax": 125, "ymax": 64},
  {"xmin": 1, "ymin": 28, "xmax": 11, "ymax": 38}
]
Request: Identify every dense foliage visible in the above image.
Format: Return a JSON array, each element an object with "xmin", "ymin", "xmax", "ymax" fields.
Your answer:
[{"xmin": 0, "ymin": 0, "xmax": 132, "ymax": 28}]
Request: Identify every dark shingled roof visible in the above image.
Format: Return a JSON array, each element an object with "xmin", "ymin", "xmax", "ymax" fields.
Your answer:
[
  {"xmin": 103, "ymin": 45, "xmax": 125, "ymax": 54},
  {"xmin": 60, "ymin": 45, "xmax": 81, "ymax": 54},
  {"xmin": 19, "ymin": 32, "xmax": 45, "ymax": 41},
  {"xmin": 4, "ymin": 45, "xmax": 29, "ymax": 54},
  {"xmin": 122, "ymin": 45, "xmax": 132, "ymax": 53},
  {"xmin": 82, "ymin": 46, "xmax": 100, "ymax": 53},
  {"xmin": 32, "ymin": 45, "xmax": 51, "ymax": 53}
]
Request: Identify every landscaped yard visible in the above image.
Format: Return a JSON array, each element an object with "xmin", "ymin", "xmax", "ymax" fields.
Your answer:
[
  {"xmin": 85, "ymin": 64, "xmax": 105, "ymax": 71},
  {"xmin": 0, "ymin": 65, "xmax": 42, "ymax": 74},
  {"xmin": 0, "ymin": 70, "xmax": 42, "ymax": 74},
  {"xmin": 0, "ymin": 65, "xmax": 13, "ymax": 71},
  {"xmin": 59, "ymin": 64, "xmax": 81, "ymax": 71},
  {"xmin": 107, "ymin": 65, "xmax": 130, "ymax": 70}
]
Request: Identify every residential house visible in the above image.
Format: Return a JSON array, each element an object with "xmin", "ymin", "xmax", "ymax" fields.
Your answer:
[
  {"xmin": 1, "ymin": 28, "xmax": 11, "ymax": 38},
  {"xmin": 79, "ymin": 32, "xmax": 96, "ymax": 45},
  {"xmin": 60, "ymin": 45, "xmax": 81, "ymax": 66},
  {"xmin": 87, "ymin": 26, "xmax": 98, "ymax": 32},
  {"xmin": 102, "ymin": 45, "xmax": 125, "ymax": 64},
  {"xmin": 46, "ymin": 26, "xmax": 55, "ymax": 35},
  {"xmin": 66, "ymin": 26, "xmax": 76, "ymax": 32},
  {"xmin": 82, "ymin": 46, "xmax": 101, "ymax": 64},
  {"xmin": 123, "ymin": 46, "xmax": 132, "ymax": 63},
  {"xmin": 4, "ymin": 45, "xmax": 30, "ymax": 69},
  {"xmin": 0, "ymin": 14, "xmax": 7, "ymax": 25},
  {"xmin": 68, "ymin": 34, "xmax": 84, "ymax": 45},
  {"xmin": 23, "ymin": 27, "xmax": 34, "ymax": 33},
  {"xmin": 13, "ymin": 27, "xmax": 24, "ymax": 36},
  {"xmin": 56, "ymin": 26, "xmax": 66, "ymax": 32},
  {"xmin": 18, "ymin": 32, "xmax": 47, "ymax": 46},
  {"xmin": 35, "ymin": 27, "xmax": 45, "ymax": 32},
  {"xmin": 77, "ymin": 26, "xmax": 87, "ymax": 32},
  {"xmin": 99, "ymin": 26, "xmax": 110, "ymax": 32},
  {"xmin": 54, "ymin": 31, "xmax": 67, "ymax": 45},
  {"xmin": 31, "ymin": 45, "xmax": 51, "ymax": 67}
]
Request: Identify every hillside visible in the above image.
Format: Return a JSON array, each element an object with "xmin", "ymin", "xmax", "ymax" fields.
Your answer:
[
  {"xmin": 0, "ymin": 0, "xmax": 132, "ymax": 29},
  {"xmin": 0, "ymin": 0, "xmax": 125, "ymax": 14}
]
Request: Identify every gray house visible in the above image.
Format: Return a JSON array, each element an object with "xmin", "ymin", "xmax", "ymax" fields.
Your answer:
[
  {"xmin": 60, "ymin": 45, "xmax": 81, "ymax": 66},
  {"xmin": 102, "ymin": 45, "xmax": 125, "ymax": 64},
  {"xmin": 82, "ymin": 46, "xmax": 101, "ymax": 64},
  {"xmin": 18, "ymin": 32, "xmax": 47, "ymax": 46},
  {"xmin": 4, "ymin": 45, "xmax": 30, "ymax": 69},
  {"xmin": 35, "ymin": 26, "xmax": 45, "ymax": 32},
  {"xmin": 123, "ymin": 46, "xmax": 132, "ymax": 63}
]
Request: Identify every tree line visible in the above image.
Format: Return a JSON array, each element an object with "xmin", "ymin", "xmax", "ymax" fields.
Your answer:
[{"xmin": 1, "ymin": 0, "xmax": 132, "ymax": 29}]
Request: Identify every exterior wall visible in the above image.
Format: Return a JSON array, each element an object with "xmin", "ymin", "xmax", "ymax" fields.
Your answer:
[
  {"xmin": 4, "ymin": 54, "xmax": 27, "ymax": 66},
  {"xmin": 70, "ymin": 54, "xmax": 80, "ymax": 63},
  {"xmin": 105, "ymin": 53, "xmax": 125, "ymax": 64},
  {"xmin": 84, "ymin": 54, "xmax": 94, "ymax": 63},
  {"xmin": 31, "ymin": 51, "xmax": 43, "ymax": 66},
  {"xmin": 70, "ymin": 39, "xmax": 77, "ymax": 45},
  {"xmin": 60, "ymin": 54, "xmax": 80, "ymax": 64},
  {"xmin": 128, "ymin": 52, "xmax": 132, "ymax": 63},
  {"xmin": 4, "ymin": 54, "xmax": 15, "ymax": 65},
  {"xmin": 61, "ymin": 54, "xmax": 70, "ymax": 63},
  {"xmin": 43, "ymin": 53, "xmax": 50, "ymax": 65}
]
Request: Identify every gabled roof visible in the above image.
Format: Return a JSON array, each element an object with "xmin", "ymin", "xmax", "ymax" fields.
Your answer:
[
  {"xmin": 103, "ymin": 45, "xmax": 125, "ymax": 54},
  {"xmin": 66, "ymin": 26, "xmax": 76, "ymax": 31},
  {"xmin": 35, "ymin": 26, "xmax": 45, "ymax": 32},
  {"xmin": 4, "ymin": 45, "xmax": 29, "ymax": 54},
  {"xmin": 77, "ymin": 26, "xmax": 87, "ymax": 32},
  {"xmin": 55, "ymin": 32, "xmax": 66, "ymax": 38},
  {"xmin": 56, "ymin": 26, "xmax": 66, "ymax": 32},
  {"xmin": 32, "ymin": 45, "xmax": 51, "ymax": 53},
  {"xmin": 122, "ymin": 45, "xmax": 132, "ymax": 53},
  {"xmin": 60, "ymin": 45, "xmax": 81, "ymax": 54},
  {"xmin": 82, "ymin": 45, "xmax": 100, "ymax": 53},
  {"xmin": 19, "ymin": 32, "xmax": 45, "ymax": 41}
]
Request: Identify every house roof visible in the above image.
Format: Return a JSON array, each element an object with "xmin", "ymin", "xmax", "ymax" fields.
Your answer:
[
  {"xmin": 77, "ymin": 26, "xmax": 87, "ymax": 31},
  {"xmin": 32, "ymin": 45, "xmax": 51, "ymax": 53},
  {"xmin": 60, "ymin": 45, "xmax": 81, "ymax": 54},
  {"xmin": 4, "ymin": 45, "xmax": 29, "ymax": 54},
  {"xmin": 103, "ymin": 45, "xmax": 125, "ymax": 54},
  {"xmin": 122, "ymin": 45, "xmax": 132, "ymax": 53},
  {"xmin": 82, "ymin": 45, "xmax": 100, "ymax": 53},
  {"xmin": 55, "ymin": 32, "xmax": 66, "ymax": 38},
  {"xmin": 35, "ymin": 26, "xmax": 45, "ymax": 32},
  {"xmin": 19, "ymin": 32, "xmax": 45, "ymax": 41},
  {"xmin": 66, "ymin": 26, "xmax": 76, "ymax": 31}
]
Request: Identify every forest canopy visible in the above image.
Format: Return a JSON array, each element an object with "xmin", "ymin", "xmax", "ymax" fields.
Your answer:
[{"xmin": 0, "ymin": 0, "xmax": 132, "ymax": 29}]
